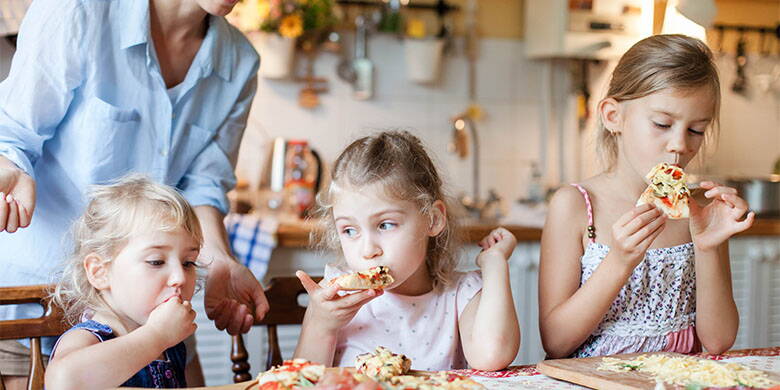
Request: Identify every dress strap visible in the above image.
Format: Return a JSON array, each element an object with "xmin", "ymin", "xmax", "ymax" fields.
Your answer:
[{"xmin": 570, "ymin": 183, "xmax": 596, "ymax": 243}]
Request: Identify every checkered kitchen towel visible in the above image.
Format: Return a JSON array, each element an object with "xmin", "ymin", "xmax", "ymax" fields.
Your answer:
[{"xmin": 224, "ymin": 213, "xmax": 278, "ymax": 281}]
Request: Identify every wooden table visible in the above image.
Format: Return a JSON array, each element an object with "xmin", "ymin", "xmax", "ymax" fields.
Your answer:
[{"xmin": 122, "ymin": 346, "xmax": 780, "ymax": 389}]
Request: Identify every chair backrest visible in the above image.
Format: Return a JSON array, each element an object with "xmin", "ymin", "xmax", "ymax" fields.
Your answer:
[
  {"xmin": 0, "ymin": 284, "xmax": 68, "ymax": 390},
  {"xmin": 230, "ymin": 276, "xmax": 321, "ymax": 383}
]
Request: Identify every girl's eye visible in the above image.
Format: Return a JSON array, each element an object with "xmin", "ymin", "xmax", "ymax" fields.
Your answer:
[
  {"xmin": 379, "ymin": 222, "xmax": 397, "ymax": 231},
  {"xmin": 342, "ymin": 227, "xmax": 357, "ymax": 237},
  {"xmin": 688, "ymin": 128, "xmax": 705, "ymax": 135},
  {"xmin": 653, "ymin": 122, "xmax": 671, "ymax": 129},
  {"xmin": 183, "ymin": 261, "xmax": 198, "ymax": 268},
  {"xmin": 146, "ymin": 260, "xmax": 165, "ymax": 266}
]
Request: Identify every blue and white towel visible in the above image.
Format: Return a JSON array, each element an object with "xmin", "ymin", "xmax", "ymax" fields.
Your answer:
[{"xmin": 224, "ymin": 213, "xmax": 278, "ymax": 281}]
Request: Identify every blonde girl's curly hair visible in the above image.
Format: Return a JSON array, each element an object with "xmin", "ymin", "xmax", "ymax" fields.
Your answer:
[
  {"xmin": 596, "ymin": 34, "xmax": 721, "ymax": 170},
  {"xmin": 50, "ymin": 174, "xmax": 204, "ymax": 325},
  {"xmin": 311, "ymin": 130, "xmax": 462, "ymax": 290}
]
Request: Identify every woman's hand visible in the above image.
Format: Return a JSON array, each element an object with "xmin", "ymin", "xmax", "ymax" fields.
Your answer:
[
  {"xmin": 610, "ymin": 203, "xmax": 667, "ymax": 268},
  {"xmin": 297, "ymin": 271, "xmax": 382, "ymax": 335},
  {"xmin": 0, "ymin": 156, "xmax": 35, "ymax": 232},
  {"xmin": 204, "ymin": 257, "xmax": 270, "ymax": 335},
  {"xmin": 689, "ymin": 181, "xmax": 754, "ymax": 252},
  {"xmin": 476, "ymin": 227, "xmax": 517, "ymax": 267},
  {"xmin": 145, "ymin": 297, "xmax": 197, "ymax": 350}
]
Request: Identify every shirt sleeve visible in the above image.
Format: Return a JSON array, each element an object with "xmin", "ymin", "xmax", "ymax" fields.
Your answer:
[
  {"xmin": 179, "ymin": 60, "xmax": 259, "ymax": 214},
  {"xmin": 0, "ymin": 0, "xmax": 86, "ymax": 177},
  {"xmin": 455, "ymin": 271, "xmax": 483, "ymax": 318}
]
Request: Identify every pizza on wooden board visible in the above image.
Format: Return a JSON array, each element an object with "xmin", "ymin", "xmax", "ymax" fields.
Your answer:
[
  {"xmin": 636, "ymin": 162, "xmax": 691, "ymax": 219},
  {"xmin": 329, "ymin": 266, "xmax": 394, "ymax": 290}
]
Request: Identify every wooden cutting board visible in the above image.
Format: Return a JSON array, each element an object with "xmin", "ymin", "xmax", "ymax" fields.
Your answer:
[{"xmin": 537, "ymin": 352, "xmax": 780, "ymax": 390}]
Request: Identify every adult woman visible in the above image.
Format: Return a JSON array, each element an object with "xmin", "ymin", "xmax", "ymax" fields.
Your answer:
[{"xmin": 0, "ymin": 0, "xmax": 268, "ymax": 387}]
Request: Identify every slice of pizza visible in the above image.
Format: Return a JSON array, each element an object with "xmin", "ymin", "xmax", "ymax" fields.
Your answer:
[
  {"xmin": 256, "ymin": 359, "xmax": 325, "ymax": 390},
  {"xmin": 329, "ymin": 266, "xmax": 394, "ymax": 291},
  {"xmin": 390, "ymin": 372, "xmax": 486, "ymax": 390},
  {"xmin": 636, "ymin": 162, "xmax": 691, "ymax": 219},
  {"xmin": 356, "ymin": 346, "xmax": 412, "ymax": 381}
]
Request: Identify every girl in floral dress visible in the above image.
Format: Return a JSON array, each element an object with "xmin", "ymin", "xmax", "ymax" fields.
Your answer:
[{"xmin": 539, "ymin": 35, "xmax": 755, "ymax": 358}]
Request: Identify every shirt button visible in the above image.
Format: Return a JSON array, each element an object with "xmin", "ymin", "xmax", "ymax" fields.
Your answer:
[{"xmin": 160, "ymin": 150, "xmax": 168, "ymax": 157}]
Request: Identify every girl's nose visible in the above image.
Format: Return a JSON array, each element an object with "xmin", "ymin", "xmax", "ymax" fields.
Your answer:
[
  {"xmin": 168, "ymin": 263, "xmax": 185, "ymax": 287},
  {"xmin": 361, "ymin": 234, "xmax": 383, "ymax": 260},
  {"xmin": 666, "ymin": 128, "xmax": 690, "ymax": 156}
]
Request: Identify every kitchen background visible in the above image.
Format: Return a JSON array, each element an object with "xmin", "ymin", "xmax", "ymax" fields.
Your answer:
[{"xmin": 1, "ymin": 0, "xmax": 779, "ymax": 385}]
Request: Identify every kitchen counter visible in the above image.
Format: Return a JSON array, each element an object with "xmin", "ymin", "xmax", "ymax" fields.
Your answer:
[{"xmin": 274, "ymin": 218, "xmax": 780, "ymax": 248}]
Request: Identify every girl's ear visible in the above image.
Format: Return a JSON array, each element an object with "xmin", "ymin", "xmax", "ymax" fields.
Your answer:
[
  {"xmin": 428, "ymin": 200, "xmax": 447, "ymax": 237},
  {"xmin": 84, "ymin": 254, "xmax": 111, "ymax": 290},
  {"xmin": 599, "ymin": 97, "xmax": 623, "ymax": 135}
]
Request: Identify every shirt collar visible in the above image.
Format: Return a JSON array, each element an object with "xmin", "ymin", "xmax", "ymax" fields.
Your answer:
[
  {"xmin": 118, "ymin": 0, "xmax": 150, "ymax": 49},
  {"xmin": 199, "ymin": 17, "xmax": 235, "ymax": 82}
]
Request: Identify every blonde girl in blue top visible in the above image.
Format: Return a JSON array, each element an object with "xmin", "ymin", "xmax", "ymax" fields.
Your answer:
[
  {"xmin": 46, "ymin": 175, "xmax": 203, "ymax": 389},
  {"xmin": 539, "ymin": 35, "xmax": 755, "ymax": 359}
]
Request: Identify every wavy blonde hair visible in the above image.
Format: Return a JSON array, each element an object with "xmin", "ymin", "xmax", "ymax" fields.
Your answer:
[
  {"xmin": 312, "ymin": 130, "xmax": 462, "ymax": 290},
  {"xmin": 50, "ymin": 174, "xmax": 204, "ymax": 325},
  {"xmin": 596, "ymin": 34, "xmax": 721, "ymax": 170}
]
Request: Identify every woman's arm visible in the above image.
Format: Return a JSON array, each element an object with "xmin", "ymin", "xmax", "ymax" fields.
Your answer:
[
  {"xmin": 539, "ymin": 186, "xmax": 667, "ymax": 358},
  {"xmin": 195, "ymin": 205, "xmax": 269, "ymax": 335}
]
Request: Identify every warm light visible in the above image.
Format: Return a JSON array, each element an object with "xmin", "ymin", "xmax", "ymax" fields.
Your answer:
[{"xmin": 662, "ymin": 0, "xmax": 711, "ymax": 42}]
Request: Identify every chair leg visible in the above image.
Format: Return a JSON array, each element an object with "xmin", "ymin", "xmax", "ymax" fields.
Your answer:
[
  {"xmin": 266, "ymin": 325, "xmax": 283, "ymax": 371},
  {"xmin": 230, "ymin": 334, "xmax": 251, "ymax": 383},
  {"xmin": 28, "ymin": 338, "xmax": 44, "ymax": 390}
]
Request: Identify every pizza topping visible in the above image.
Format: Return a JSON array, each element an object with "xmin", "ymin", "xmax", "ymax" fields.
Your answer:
[
  {"xmin": 330, "ymin": 266, "xmax": 394, "ymax": 290},
  {"xmin": 637, "ymin": 162, "xmax": 691, "ymax": 219},
  {"xmin": 356, "ymin": 346, "xmax": 412, "ymax": 381}
]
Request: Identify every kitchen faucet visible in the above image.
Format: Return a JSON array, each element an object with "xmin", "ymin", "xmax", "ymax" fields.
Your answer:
[{"xmin": 451, "ymin": 114, "xmax": 501, "ymax": 222}]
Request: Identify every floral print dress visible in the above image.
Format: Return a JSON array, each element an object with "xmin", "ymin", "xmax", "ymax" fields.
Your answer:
[{"xmin": 570, "ymin": 184, "xmax": 701, "ymax": 358}]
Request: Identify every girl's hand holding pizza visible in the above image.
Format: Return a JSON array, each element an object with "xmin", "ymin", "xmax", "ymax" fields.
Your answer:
[
  {"xmin": 296, "ymin": 271, "xmax": 383, "ymax": 334},
  {"xmin": 689, "ymin": 181, "xmax": 754, "ymax": 252},
  {"xmin": 610, "ymin": 204, "xmax": 667, "ymax": 269}
]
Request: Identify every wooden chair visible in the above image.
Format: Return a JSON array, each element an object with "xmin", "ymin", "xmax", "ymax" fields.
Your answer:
[
  {"xmin": 230, "ymin": 276, "xmax": 321, "ymax": 383},
  {"xmin": 0, "ymin": 285, "xmax": 68, "ymax": 390}
]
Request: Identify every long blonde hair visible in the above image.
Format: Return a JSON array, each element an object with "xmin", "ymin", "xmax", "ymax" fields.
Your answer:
[
  {"xmin": 312, "ymin": 131, "xmax": 462, "ymax": 290},
  {"xmin": 51, "ymin": 174, "xmax": 204, "ymax": 325},
  {"xmin": 596, "ymin": 34, "xmax": 721, "ymax": 170}
]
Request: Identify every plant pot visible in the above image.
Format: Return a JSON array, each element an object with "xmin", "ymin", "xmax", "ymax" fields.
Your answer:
[
  {"xmin": 403, "ymin": 38, "xmax": 445, "ymax": 84},
  {"xmin": 249, "ymin": 31, "xmax": 296, "ymax": 79}
]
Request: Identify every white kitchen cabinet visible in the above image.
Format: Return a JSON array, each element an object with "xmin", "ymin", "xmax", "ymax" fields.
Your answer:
[
  {"xmin": 728, "ymin": 237, "xmax": 780, "ymax": 350},
  {"xmin": 524, "ymin": 0, "xmax": 653, "ymax": 59}
]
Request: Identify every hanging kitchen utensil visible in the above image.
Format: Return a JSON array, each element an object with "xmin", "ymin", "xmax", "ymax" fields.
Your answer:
[
  {"xmin": 329, "ymin": 30, "xmax": 356, "ymax": 84},
  {"xmin": 297, "ymin": 51, "xmax": 328, "ymax": 109},
  {"xmin": 731, "ymin": 30, "xmax": 748, "ymax": 95},
  {"xmin": 352, "ymin": 13, "xmax": 374, "ymax": 100}
]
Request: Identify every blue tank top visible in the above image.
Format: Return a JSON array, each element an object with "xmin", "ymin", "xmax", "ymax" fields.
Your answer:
[{"xmin": 55, "ymin": 320, "xmax": 187, "ymax": 388}]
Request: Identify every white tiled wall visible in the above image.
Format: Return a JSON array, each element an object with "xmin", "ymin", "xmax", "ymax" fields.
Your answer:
[{"xmin": 237, "ymin": 36, "xmax": 548, "ymax": 208}]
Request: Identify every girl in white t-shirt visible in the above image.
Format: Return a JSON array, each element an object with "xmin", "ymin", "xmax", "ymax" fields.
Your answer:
[{"xmin": 294, "ymin": 131, "xmax": 520, "ymax": 371}]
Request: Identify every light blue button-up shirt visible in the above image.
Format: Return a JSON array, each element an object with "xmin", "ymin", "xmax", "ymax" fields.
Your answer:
[{"xmin": 0, "ymin": 0, "xmax": 260, "ymax": 341}]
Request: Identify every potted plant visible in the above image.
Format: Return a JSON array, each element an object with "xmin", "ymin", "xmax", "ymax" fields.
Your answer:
[{"xmin": 228, "ymin": 0, "xmax": 303, "ymax": 79}]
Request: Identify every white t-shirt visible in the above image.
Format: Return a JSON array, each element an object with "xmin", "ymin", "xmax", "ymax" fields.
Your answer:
[{"xmin": 324, "ymin": 264, "xmax": 483, "ymax": 371}]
